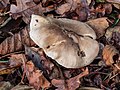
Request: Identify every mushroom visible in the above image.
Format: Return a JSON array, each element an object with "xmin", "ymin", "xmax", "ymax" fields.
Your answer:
[{"xmin": 29, "ymin": 14, "xmax": 99, "ymax": 68}]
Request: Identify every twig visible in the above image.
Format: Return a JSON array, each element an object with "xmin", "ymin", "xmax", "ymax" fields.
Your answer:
[
  {"xmin": 0, "ymin": 17, "xmax": 12, "ymax": 28},
  {"xmin": 110, "ymin": 73, "xmax": 119, "ymax": 80},
  {"xmin": 114, "ymin": 64, "xmax": 120, "ymax": 70},
  {"xmin": 0, "ymin": 12, "xmax": 10, "ymax": 17},
  {"xmin": 0, "ymin": 51, "xmax": 24, "ymax": 59}
]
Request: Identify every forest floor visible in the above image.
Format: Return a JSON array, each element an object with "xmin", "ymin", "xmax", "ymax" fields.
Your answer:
[{"xmin": 0, "ymin": 0, "xmax": 120, "ymax": 90}]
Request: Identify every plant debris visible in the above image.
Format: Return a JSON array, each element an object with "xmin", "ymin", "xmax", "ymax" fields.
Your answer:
[{"xmin": 0, "ymin": 0, "xmax": 120, "ymax": 90}]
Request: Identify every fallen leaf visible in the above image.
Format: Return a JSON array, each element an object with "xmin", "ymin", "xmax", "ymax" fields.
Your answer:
[
  {"xmin": 56, "ymin": 3, "xmax": 71, "ymax": 14},
  {"xmin": 25, "ymin": 46, "xmax": 54, "ymax": 81},
  {"xmin": 106, "ymin": 0, "xmax": 120, "ymax": 10},
  {"xmin": 0, "ymin": 54, "xmax": 24, "ymax": 75},
  {"xmin": 86, "ymin": 17, "xmax": 109, "ymax": 39},
  {"xmin": 0, "ymin": 27, "xmax": 35, "ymax": 56},
  {"xmin": 87, "ymin": 0, "xmax": 91, "ymax": 5},
  {"xmin": 76, "ymin": 7, "xmax": 88, "ymax": 21},
  {"xmin": 104, "ymin": 3, "xmax": 112, "ymax": 14},
  {"xmin": 0, "ymin": 67, "xmax": 16, "ymax": 75},
  {"xmin": 106, "ymin": 0, "xmax": 120, "ymax": 4},
  {"xmin": 52, "ymin": 68, "xmax": 89, "ymax": 90},
  {"xmin": 105, "ymin": 26, "xmax": 120, "ymax": 51},
  {"xmin": 9, "ymin": 54, "xmax": 25, "ymax": 67},
  {"xmin": 0, "ymin": 0, "xmax": 9, "ymax": 9},
  {"xmin": 102, "ymin": 45, "xmax": 119, "ymax": 66},
  {"xmin": 105, "ymin": 26, "xmax": 120, "ymax": 39},
  {"xmin": 11, "ymin": 84, "xmax": 35, "ymax": 90},
  {"xmin": 66, "ymin": 0, "xmax": 81, "ymax": 10},
  {"xmin": 0, "ymin": 81, "xmax": 12, "ymax": 90},
  {"xmin": 78, "ymin": 87, "xmax": 101, "ymax": 90},
  {"xmin": 10, "ymin": 0, "xmax": 43, "ymax": 23},
  {"xmin": 25, "ymin": 61, "xmax": 50, "ymax": 90},
  {"xmin": 51, "ymin": 79, "xmax": 66, "ymax": 90}
]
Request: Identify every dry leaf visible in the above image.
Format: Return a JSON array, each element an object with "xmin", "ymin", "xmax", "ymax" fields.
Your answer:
[
  {"xmin": 11, "ymin": 85, "xmax": 35, "ymax": 90},
  {"xmin": 10, "ymin": 0, "xmax": 43, "ymax": 23},
  {"xmin": 105, "ymin": 26, "xmax": 120, "ymax": 39},
  {"xmin": 106, "ymin": 0, "xmax": 120, "ymax": 10},
  {"xmin": 52, "ymin": 68, "xmax": 89, "ymax": 90},
  {"xmin": 0, "ymin": 67, "xmax": 16, "ymax": 75},
  {"xmin": 9, "ymin": 54, "xmax": 25, "ymax": 67},
  {"xmin": 106, "ymin": 0, "xmax": 120, "ymax": 4},
  {"xmin": 0, "ymin": 81, "xmax": 12, "ymax": 90},
  {"xmin": 25, "ymin": 46, "xmax": 54, "ymax": 80},
  {"xmin": 0, "ymin": 0, "xmax": 9, "ymax": 9},
  {"xmin": 0, "ymin": 27, "xmax": 35, "ymax": 56},
  {"xmin": 26, "ymin": 61, "xmax": 50, "ymax": 89},
  {"xmin": 56, "ymin": 3, "xmax": 71, "ymax": 14},
  {"xmin": 87, "ymin": 0, "xmax": 91, "ymax": 5},
  {"xmin": 66, "ymin": 0, "xmax": 81, "ymax": 11},
  {"xmin": 105, "ymin": 26, "xmax": 120, "ymax": 51},
  {"xmin": 113, "ymin": 3, "xmax": 120, "ymax": 10},
  {"xmin": 51, "ymin": 79, "xmax": 66, "ymax": 90},
  {"xmin": 78, "ymin": 87, "xmax": 101, "ymax": 90},
  {"xmin": 86, "ymin": 17, "xmax": 109, "ymax": 39},
  {"xmin": 102, "ymin": 45, "xmax": 119, "ymax": 66},
  {"xmin": 104, "ymin": 3, "xmax": 112, "ymax": 14},
  {"xmin": 0, "ymin": 54, "xmax": 23, "ymax": 75}
]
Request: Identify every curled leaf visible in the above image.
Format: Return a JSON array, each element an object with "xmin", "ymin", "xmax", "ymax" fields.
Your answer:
[
  {"xmin": 0, "ymin": 27, "xmax": 35, "ymax": 56},
  {"xmin": 52, "ymin": 68, "xmax": 89, "ymax": 90},
  {"xmin": 102, "ymin": 45, "xmax": 119, "ymax": 66},
  {"xmin": 26, "ymin": 61, "xmax": 50, "ymax": 89},
  {"xmin": 86, "ymin": 17, "xmax": 109, "ymax": 39}
]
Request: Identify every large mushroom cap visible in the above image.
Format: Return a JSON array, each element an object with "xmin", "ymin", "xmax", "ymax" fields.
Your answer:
[{"xmin": 30, "ymin": 14, "xmax": 99, "ymax": 68}]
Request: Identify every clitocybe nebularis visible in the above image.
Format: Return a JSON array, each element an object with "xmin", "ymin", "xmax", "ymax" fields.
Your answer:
[{"xmin": 29, "ymin": 14, "xmax": 99, "ymax": 68}]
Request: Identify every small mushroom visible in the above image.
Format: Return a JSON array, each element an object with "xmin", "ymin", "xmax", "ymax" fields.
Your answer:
[{"xmin": 29, "ymin": 14, "xmax": 99, "ymax": 68}]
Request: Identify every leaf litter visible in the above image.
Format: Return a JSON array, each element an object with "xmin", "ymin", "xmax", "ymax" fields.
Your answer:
[{"xmin": 0, "ymin": 0, "xmax": 120, "ymax": 90}]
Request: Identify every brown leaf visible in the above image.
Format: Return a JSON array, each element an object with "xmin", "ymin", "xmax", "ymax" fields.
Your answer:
[
  {"xmin": 104, "ymin": 3, "xmax": 112, "ymax": 14},
  {"xmin": 9, "ymin": 54, "xmax": 25, "ymax": 67},
  {"xmin": 56, "ymin": 0, "xmax": 89, "ymax": 17},
  {"xmin": 0, "ymin": 54, "xmax": 25, "ymax": 75},
  {"xmin": 76, "ymin": 7, "xmax": 88, "ymax": 21},
  {"xmin": 52, "ymin": 79, "xmax": 67, "ymax": 90},
  {"xmin": 78, "ymin": 87, "xmax": 101, "ymax": 90},
  {"xmin": 0, "ymin": 27, "xmax": 35, "ymax": 56},
  {"xmin": 87, "ymin": 0, "xmax": 91, "ymax": 5},
  {"xmin": 11, "ymin": 85, "xmax": 35, "ymax": 90},
  {"xmin": 56, "ymin": 3, "xmax": 71, "ymax": 14},
  {"xmin": 105, "ymin": 26, "xmax": 120, "ymax": 52},
  {"xmin": 10, "ymin": 0, "xmax": 43, "ymax": 23},
  {"xmin": 67, "ymin": 68, "xmax": 89, "ymax": 90},
  {"xmin": 26, "ymin": 61, "xmax": 50, "ymax": 89},
  {"xmin": 106, "ymin": 0, "xmax": 120, "ymax": 4},
  {"xmin": 66, "ymin": 0, "xmax": 81, "ymax": 10},
  {"xmin": 0, "ymin": 81, "xmax": 12, "ymax": 90},
  {"xmin": 105, "ymin": 26, "xmax": 120, "ymax": 39},
  {"xmin": 86, "ymin": 17, "xmax": 109, "ymax": 39},
  {"xmin": 25, "ymin": 46, "xmax": 64, "ymax": 81},
  {"xmin": 0, "ymin": 0, "xmax": 9, "ymax": 10},
  {"xmin": 106, "ymin": 0, "xmax": 120, "ymax": 10},
  {"xmin": 102, "ymin": 45, "xmax": 119, "ymax": 66},
  {"xmin": 52, "ymin": 68, "xmax": 89, "ymax": 90},
  {"xmin": 0, "ymin": 67, "xmax": 16, "ymax": 75}
]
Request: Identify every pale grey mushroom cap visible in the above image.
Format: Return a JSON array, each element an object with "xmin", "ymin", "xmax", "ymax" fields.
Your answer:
[{"xmin": 29, "ymin": 14, "xmax": 99, "ymax": 68}]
